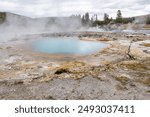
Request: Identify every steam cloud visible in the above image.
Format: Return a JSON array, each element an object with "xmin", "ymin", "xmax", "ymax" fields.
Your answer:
[{"xmin": 0, "ymin": 12, "xmax": 82, "ymax": 42}]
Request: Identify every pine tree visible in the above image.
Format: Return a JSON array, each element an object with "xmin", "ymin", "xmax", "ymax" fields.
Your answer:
[
  {"xmin": 146, "ymin": 16, "xmax": 150, "ymax": 24},
  {"xmin": 85, "ymin": 12, "xmax": 90, "ymax": 23},
  {"xmin": 82, "ymin": 15, "xmax": 85, "ymax": 25},
  {"xmin": 104, "ymin": 13, "xmax": 109, "ymax": 24},
  {"xmin": 116, "ymin": 10, "xmax": 122, "ymax": 23},
  {"xmin": 95, "ymin": 14, "xmax": 98, "ymax": 21}
]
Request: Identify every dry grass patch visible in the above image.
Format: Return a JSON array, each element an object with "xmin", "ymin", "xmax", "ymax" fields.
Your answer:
[
  {"xmin": 136, "ymin": 78, "xmax": 150, "ymax": 86},
  {"xmin": 141, "ymin": 43, "xmax": 150, "ymax": 47},
  {"xmin": 115, "ymin": 76, "xmax": 129, "ymax": 85}
]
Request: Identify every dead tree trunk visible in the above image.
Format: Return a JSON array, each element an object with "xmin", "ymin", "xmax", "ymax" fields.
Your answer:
[{"xmin": 127, "ymin": 40, "xmax": 135, "ymax": 60}]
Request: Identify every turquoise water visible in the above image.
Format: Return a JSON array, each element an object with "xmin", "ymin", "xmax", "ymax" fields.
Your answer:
[{"xmin": 32, "ymin": 37, "xmax": 107, "ymax": 55}]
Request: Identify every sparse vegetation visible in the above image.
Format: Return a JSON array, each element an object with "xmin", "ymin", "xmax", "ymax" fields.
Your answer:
[
  {"xmin": 79, "ymin": 10, "xmax": 135, "ymax": 27},
  {"xmin": 115, "ymin": 76, "xmax": 129, "ymax": 85},
  {"xmin": 146, "ymin": 16, "xmax": 150, "ymax": 24},
  {"xmin": 141, "ymin": 43, "xmax": 150, "ymax": 47},
  {"xmin": 137, "ymin": 78, "xmax": 150, "ymax": 86},
  {"xmin": 0, "ymin": 12, "xmax": 6, "ymax": 24}
]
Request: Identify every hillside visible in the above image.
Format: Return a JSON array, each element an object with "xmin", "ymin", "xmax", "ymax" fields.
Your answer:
[
  {"xmin": 133, "ymin": 14, "xmax": 150, "ymax": 24},
  {"xmin": 0, "ymin": 12, "xmax": 81, "ymax": 27}
]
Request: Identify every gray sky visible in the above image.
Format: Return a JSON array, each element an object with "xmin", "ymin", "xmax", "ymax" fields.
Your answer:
[{"xmin": 0, "ymin": 0, "xmax": 149, "ymax": 19}]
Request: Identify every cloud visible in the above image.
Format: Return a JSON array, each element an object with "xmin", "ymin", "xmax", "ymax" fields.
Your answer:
[{"xmin": 0, "ymin": 0, "xmax": 149, "ymax": 19}]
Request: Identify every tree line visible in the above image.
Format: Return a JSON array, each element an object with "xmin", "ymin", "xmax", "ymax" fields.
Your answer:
[{"xmin": 76, "ymin": 10, "xmax": 150, "ymax": 27}]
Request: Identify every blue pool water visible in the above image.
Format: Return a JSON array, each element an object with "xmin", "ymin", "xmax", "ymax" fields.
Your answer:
[{"xmin": 32, "ymin": 37, "xmax": 107, "ymax": 55}]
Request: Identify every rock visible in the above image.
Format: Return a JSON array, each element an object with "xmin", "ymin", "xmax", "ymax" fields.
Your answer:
[{"xmin": 55, "ymin": 68, "xmax": 70, "ymax": 74}]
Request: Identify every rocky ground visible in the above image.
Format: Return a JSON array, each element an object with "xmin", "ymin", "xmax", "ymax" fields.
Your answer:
[{"xmin": 0, "ymin": 31, "xmax": 149, "ymax": 99}]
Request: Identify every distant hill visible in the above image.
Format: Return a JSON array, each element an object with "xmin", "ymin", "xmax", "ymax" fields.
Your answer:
[
  {"xmin": 134, "ymin": 14, "xmax": 150, "ymax": 19},
  {"xmin": 0, "ymin": 11, "xmax": 149, "ymax": 32},
  {"xmin": 0, "ymin": 12, "xmax": 82, "ymax": 31},
  {"xmin": 133, "ymin": 14, "xmax": 150, "ymax": 24}
]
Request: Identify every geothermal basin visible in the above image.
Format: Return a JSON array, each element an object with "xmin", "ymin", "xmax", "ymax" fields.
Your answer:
[
  {"xmin": 0, "ymin": 31, "xmax": 150, "ymax": 100},
  {"xmin": 30, "ymin": 37, "xmax": 107, "ymax": 55}
]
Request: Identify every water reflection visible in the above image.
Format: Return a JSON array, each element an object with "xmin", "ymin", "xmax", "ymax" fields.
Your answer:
[{"xmin": 32, "ymin": 37, "xmax": 107, "ymax": 55}]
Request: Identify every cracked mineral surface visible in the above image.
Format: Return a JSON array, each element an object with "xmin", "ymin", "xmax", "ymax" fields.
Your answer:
[{"xmin": 0, "ymin": 31, "xmax": 150, "ymax": 99}]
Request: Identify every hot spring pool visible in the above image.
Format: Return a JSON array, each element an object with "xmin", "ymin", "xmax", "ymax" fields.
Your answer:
[{"xmin": 31, "ymin": 37, "xmax": 107, "ymax": 55}]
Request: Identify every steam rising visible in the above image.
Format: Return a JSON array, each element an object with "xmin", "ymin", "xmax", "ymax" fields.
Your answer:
[
  {"xmin": 0, "ymin": 12, "xmax": 149, "ymax": 42},
  {"xmin": 0, "ymin": 12, "xmax": 82, "ymax": 42}
]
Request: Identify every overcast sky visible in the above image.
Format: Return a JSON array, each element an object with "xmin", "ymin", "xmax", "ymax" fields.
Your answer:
[{"xmin": 0, "ymin": 0, "xmax": 149, "ymax": 19}]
